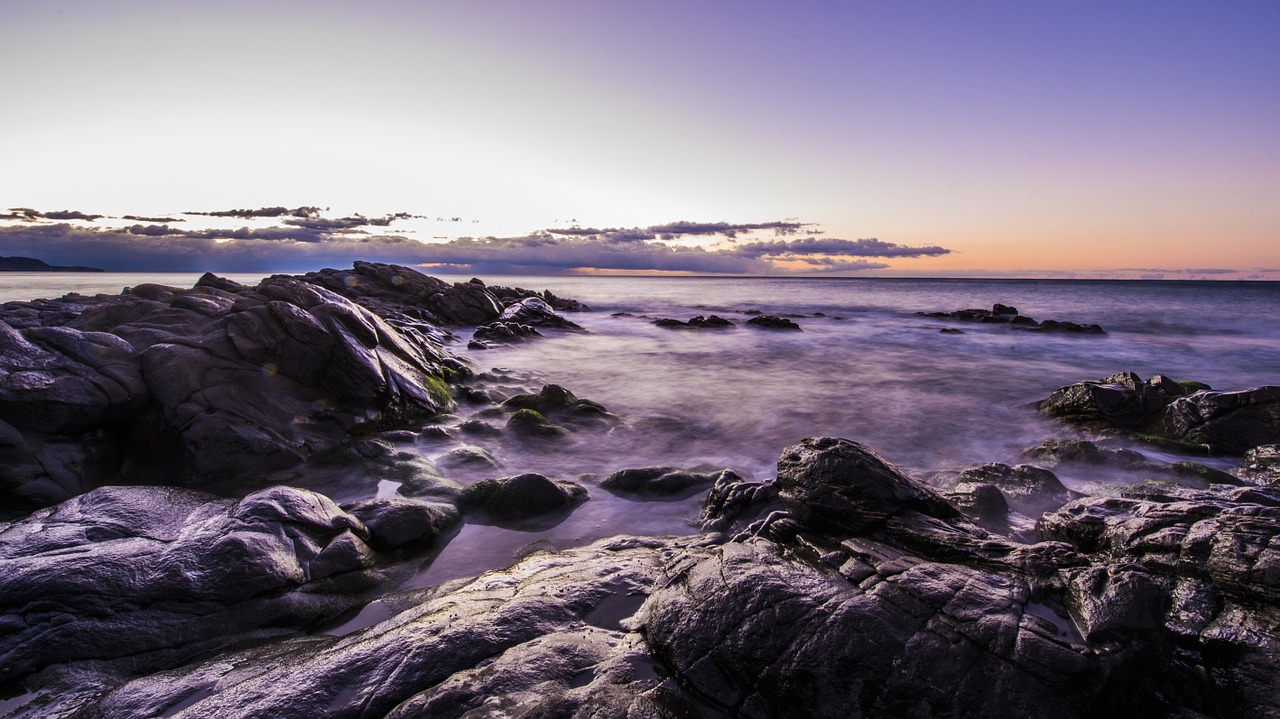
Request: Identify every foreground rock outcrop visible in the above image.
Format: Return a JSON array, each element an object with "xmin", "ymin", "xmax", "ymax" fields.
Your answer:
[
  {"xmin": 0, "ymin": 485, "xmax": 448, "ymax": 685},
  {"xmin": 54, "ymin": 536, "xmax": 710, "ymax": 719},
  {"xmin": 5, "ymin": 436, "xmax": 1280, "ymax": 718},
  {"xmin": 643, "ymin": 438, "xmax": 1280, "ymax": 718}
]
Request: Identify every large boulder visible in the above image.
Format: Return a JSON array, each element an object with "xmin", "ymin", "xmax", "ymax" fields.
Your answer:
[
  {"xmin": 0, "ymin": 485, "xmax": 402, "ymax": 684},
  {"xmin": 1038, "ymin": 373, "xmax": 1280, "ymax": 454},
  {"xmin": 775, "ymin": 437, "xmax": 960, "ymax": 534},
  {"xmin": 0, "ymin": 269, "xmax": 460, "ymax": 503},
  {"xmin": 1036, "ymin": 372, "xmax": 1176, "ymax": 432},
  {"xmin": 1157, "ymin": 386, "xmax": 1280, "ymax": 454}
]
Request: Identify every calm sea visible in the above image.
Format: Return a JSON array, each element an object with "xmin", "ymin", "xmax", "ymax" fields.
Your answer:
[{"xmin": 5, "ymin": 272, "xmax": 1279, "ymax": 592}]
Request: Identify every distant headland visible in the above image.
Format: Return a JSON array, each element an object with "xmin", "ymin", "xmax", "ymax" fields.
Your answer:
[{"xmin": 0, "ymin": 256, "xmax": 104, "ymax": 272}]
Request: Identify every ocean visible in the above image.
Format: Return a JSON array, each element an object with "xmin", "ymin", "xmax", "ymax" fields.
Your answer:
[{"xmin": 4, "ymin": 272, "xmax": 1279, "ymax": 601}]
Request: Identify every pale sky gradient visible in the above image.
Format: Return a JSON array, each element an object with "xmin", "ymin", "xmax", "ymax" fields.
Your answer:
[{"xmin": 2, "ymin": 0, "xmax": 1277, "ymax": 277}]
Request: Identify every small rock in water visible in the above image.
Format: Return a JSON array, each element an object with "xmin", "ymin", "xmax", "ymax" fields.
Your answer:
[{"xmin": 746, "ymin": 314, "xmax": 802, "ymax": 330}]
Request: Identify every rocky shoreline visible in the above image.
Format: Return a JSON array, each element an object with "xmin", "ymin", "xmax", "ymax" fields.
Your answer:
[{"xmin": 2, "ymin": 263, "xmax": 1278, "ymax": 718}]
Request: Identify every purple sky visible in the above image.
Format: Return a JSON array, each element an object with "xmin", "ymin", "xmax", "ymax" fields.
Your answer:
[{"xmin": 2, "ymin": 1, "xmax": 1277, "ymax": 277}]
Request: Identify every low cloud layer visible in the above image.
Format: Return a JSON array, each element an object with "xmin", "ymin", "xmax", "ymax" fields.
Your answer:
[{"xmin": 0, "ymin": 209, "xmax": 950, "ymax": 275}]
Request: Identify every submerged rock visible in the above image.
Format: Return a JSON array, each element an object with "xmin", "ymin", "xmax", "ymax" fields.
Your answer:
[
  {"xmin": 600, "ymin": 465, "xmax": 724, "ymax": 500},
  {"xmin": 459, "ymin": 473, "xmax": 588, "ymax": 526},
  {"xmin": 746, "ymin": 314, "xmax": 802, "ymax": 330},
  {"xmin": 501, "ymin": 384, "xmax": 614, "ymax": 429},
  {"xmin": 917, "ymin": 304, "xmax": 1104, "ymax": 333}
]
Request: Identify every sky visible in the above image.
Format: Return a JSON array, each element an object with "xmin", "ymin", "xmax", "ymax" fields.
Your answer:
[{"xmin": 1, "ymin": 0, "xmax": 1277, "ymax": 278}]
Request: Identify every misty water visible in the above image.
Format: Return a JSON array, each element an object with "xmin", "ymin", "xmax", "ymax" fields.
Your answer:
[{"xmin": 5, "ymin": 274, "xmax": 1280, "ymax": 613}]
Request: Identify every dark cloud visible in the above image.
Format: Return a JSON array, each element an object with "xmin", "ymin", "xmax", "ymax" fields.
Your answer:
[
  {"xmin": 731, "ymin": 237, "xmax": 952, "ymax": 259},
  {"xmin": 184, "ymin": 206, "xmax": 324, "ymax": 219},
  {"xmin": 121, "ymin": 215, "xmax": 183, "ymax": 223},
  {"xmin": 547, "ymin": 220, "xmax": 808, "ymax": 243},
  {"xmin": 0, "ymin": 214, "xmax": 950, "ymax": 276},
  {"xmin": 1, "ymin": 208, "xmax": 104, "ymax": 222}
]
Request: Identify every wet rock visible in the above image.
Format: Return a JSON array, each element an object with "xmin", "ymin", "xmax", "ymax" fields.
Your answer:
[
  {"xmin": 300, "ymin": 261, "xmax": 502, "ymax": 327},
  {"xmin": 1037, "ymin": 372, "xmax": 1180, "ymax": 433},
  {"xmin": 1039, "ymin": 484, "xmax": 1280, "ymax": 713},
  {"xmin": 502, "ymin": 384, "xmax": 613, "ymax": 429},
  {"xmin": 643, "ymin": 437, "xmax": 1280, "ymax": 717},
  {"xmin": 1158, "ymin": 386, "xmax": 1280, "ymax": 454},
  {"xmin": 472, "ymin": 320, "xmax": 541, "ymax": 345},
  {"xmin": 459, "ymin": 473, "xmax": 588, "ymax": 525},
  {"xmin": 688, "ymin": 315, "xmax": 734, "ymax": 328},
  {"xmin": 497, "ymin": 297, "xmax": 583, "ymax": 330},
  {"xmin": 699, "ymin": 470, "xmax": 781, "ymax": 533},
  {"xmin": 651, "ymin": 318, "xmax": 690, "ymax": 328},
  {"xmin": 396, "ymin": 473, "xmax": 465, "ymax": 501},
  {"xmin": 68, "ymin": 536, "xmax": 706, "ymax": 719},
  {"xmin": 437, "ymin": 445, "xmax": 501, "ymax": 472},
  {"xmin": 457, "ymin": 418, "xmax": 502, "ymax": 437},
  {"xmin": 1020, "ymin": 438, "xmax": 1150, "ymax": 470},
  {"xmin": 949, "ymin": 463, "xmax": 1073, "ymax": 517},
  {"xmin": 642, "ymin": 534, "xmax": 1130, "ymax": 719},
  {"xmin": 0, "ymin": 269, "xmax": 458, "ymax": 504},
  {"xmin": 945, "ymin": 481, "xmax": 1011, "ymax": 534},
  {"xmin": 776, "ymin": 437, "xmax": 960, "ymax": 534},
  {"xmin": 600, "ymin": 466, "xmax": 722, "ymax": 501},
  {"xmin": 1168, "ymin": 460, "xmax": 1247, "ymax": 487},
  {"xmin": 0, "ymin": 485, "xmax": 389, "ymax": 684},
  {"xmin": 939, "ymin": 327, "xmax": 964, "ymax": 334},
  {"xmin": 1033, "ymin": 319, "xmax": 1106, "ymax": 333},
  {"xmin": 917, "ymin": 304, "xmax": 1104, "ymax": 333},
  {"xmin": 487, "ymin": 285, "xmax": 591, "ymax": 313},
  {"xmin": 342, "ymin": 497, "xmax": 461, "ymax": 553},
  {"xmin": 1240, "ymin": 444, "xmax": 1280, "ymax": 486},
  {"xmin": 505, "ymin": 408, "xmax": 571, "ymax": 439},
  {"xmin": 1039, "ymin": 373, "xmax": 1280, "ymax": 455},
  {"xmin": 746, "ymin": 314, "xmax": 801, "ymax": 330}
]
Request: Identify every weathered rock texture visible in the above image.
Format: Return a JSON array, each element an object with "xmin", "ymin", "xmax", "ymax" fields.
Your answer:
[
  {"xmin": 0, "ymin": 270, "xmax": 460, "ymax": 504},
  {"xmin": 1038, "ymin": 372, "xmax": 1280, "ymax": 454},
  {"xmin": 642, "ymin": 437, "xmax": 1280, "ymax": 718},
  {"xmin": 0, "ymin": 485, "xmax": 434, "ymax": 684},
  {"xmin": 65, "ymin": 536, "xmax": 707, "ymax": 719}
]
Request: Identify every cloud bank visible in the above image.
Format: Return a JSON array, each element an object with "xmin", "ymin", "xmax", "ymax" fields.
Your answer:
[{"xmin": 0, "ymin": 209, "xmax": 951, "ymax": 275}]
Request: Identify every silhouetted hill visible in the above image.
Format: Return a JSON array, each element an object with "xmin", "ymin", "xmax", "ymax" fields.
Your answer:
[{"xmin": 0, "ymin": 256, "xmax": 104, "ymax": 272}]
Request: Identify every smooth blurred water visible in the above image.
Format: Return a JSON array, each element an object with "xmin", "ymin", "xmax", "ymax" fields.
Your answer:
[
  {"xmin": 7, "ymin": 273, "xmax": 1279, "ymax": 590},
  {"xmin": 449, "ymin": 276, "xmax": 1280, "ymax": 473}
]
